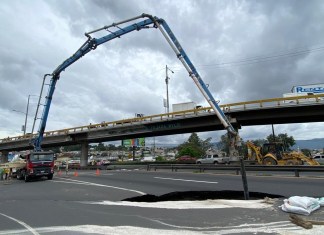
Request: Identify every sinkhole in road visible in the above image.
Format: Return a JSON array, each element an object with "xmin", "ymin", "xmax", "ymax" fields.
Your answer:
[{"xmin": 122, "ymin": 190, "xmax": 284, "ymax": 202}]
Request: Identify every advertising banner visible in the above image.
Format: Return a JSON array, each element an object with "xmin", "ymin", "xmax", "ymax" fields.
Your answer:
[
  {"xmin": 122, "ymin": 138, "xmax": 145, "ymax": 147},
  {"xmin": 292, "ymin": 84, "xmax": 324, "ymax": 94}
]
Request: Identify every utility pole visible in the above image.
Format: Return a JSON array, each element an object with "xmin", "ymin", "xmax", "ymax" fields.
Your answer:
[
  {"xmin": 23, "ymin": 95, "xmax": 31, "ymax": 135},
  {"xmin": 271, "ymin": 124, "xmax": 275, "ymax": 142},
  {"xmin": 13, "ymin": 94, "xmax": 35, "ymax": 135},
  {"xmin": 153, "ymin": 137, "xmax": 156, "ymax": 158},
  {"xmin": 165, "ymin": 65, "xmax": 174, "ymax": 113}
]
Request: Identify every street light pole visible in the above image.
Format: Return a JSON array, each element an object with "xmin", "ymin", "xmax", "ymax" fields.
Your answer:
[
  {"xmin": 23, "ymin": 95, "xmax": 31, "ymax": 135},
  {"xmin": 12, "ymin": 109, "xmax": 27, "ymax": 134},
  {"xmin": 13, "ymin": 95, "xmax": 39, "ymax": 136},
  {"xmin": 165, "ymin": 65, "xmax": 174, "ymax": 113}
]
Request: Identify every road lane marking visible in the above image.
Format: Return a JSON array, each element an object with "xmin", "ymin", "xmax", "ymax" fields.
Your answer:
[
  {"xmin": 0, "ymin": 212, "xmax": 39, "ymax": 235},
  {"xmin": 84, "ymin": 199, "xmax": 273, "ymax": 209},
  {"xmin": 61, "ymin": 172, "xmax": 114, "ymax": 176},
  {"xmin": 52, "ymin": 178, "xmax": 145, "ymax": 195},
  {"xmin": 154, "ymin": 177, "xmax": 218, "ymax": 184},
  {"xmin": 145, "ymin": 218, "xmax": 297, "ymax": 231},
  {"xmin": 0, "ymin": 223, "xmax": 309, "ymax": 235}
]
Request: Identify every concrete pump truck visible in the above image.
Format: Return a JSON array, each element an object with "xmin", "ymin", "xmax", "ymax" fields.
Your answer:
[{"xmin": 25, "ymin": 14, "xmax": 241, "ymax": 178}]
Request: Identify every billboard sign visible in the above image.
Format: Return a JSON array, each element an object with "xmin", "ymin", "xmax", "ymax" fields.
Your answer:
[
  {"xmin": 292, "ymin": 83, "xmax": 324, "ymax": 94},
  {"xmin": 122, "ymin": 138, "xmax": 145, "ymax": 147}
]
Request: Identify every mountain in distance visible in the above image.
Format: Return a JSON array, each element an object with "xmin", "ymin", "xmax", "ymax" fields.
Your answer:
[{"xmin": 293, "ymin": 138, "xmax": 324, "ymax": 150}]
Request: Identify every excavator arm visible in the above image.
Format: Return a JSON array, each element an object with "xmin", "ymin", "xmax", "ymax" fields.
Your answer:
[
  {"xmin": 32, "ymin": 13, "xmax": 238, "ymax": 152},
  {"xmin": 246, "ymin": 141, "xmax": 263, "ymax": 164}
]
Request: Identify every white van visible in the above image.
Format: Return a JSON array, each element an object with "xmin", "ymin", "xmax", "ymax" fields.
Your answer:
[
  {"xmin": 140, "ymin": 156, "xmax": 155, "ymax": 162},
  {"xmin": 312, "ymin": 155, "xmax": 324, "ymax": 164}
]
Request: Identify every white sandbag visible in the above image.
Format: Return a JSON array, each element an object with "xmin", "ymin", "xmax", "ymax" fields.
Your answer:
[
  {"xmin": 318, "ymin": 197, "xmax": 324, "ymax": 206},
  {"xmin": 288, "ymin": 196, "xmax": 319, "ymax": 209},
  {"xmin": 280, "ymin": 197, "xmax": 320, "ymax": 215},
  {"xmin": 280, "ymin": 200, "xmax": 311, "ymax": 215}
]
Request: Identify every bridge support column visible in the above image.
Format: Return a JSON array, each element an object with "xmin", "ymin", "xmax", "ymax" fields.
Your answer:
[
  {"xmin": 0, "ymin": 151, "xmax": 9, "ymax": 163},
  {"xmin": 80, "ymin": 142, "xmax": 89, "ymax": 167}
]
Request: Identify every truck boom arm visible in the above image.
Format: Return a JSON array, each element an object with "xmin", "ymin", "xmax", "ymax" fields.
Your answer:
[{"xmin": 33, "ymin": 13, "xmax": 236, "ymax": 151}]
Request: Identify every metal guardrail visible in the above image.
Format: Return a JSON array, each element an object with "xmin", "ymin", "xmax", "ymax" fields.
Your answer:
[
  {"xmin": 147, "ymin": 164, "xmax": 324, "ymax": 177},
  {"xmin": 2, "ymin": 94, "xmax": 324, "ymax": 142}
]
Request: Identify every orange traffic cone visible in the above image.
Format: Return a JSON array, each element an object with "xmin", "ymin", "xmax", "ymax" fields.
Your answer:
[
  {"xmin": 96, "ymin": 168, "xmax": 100, "ymax": 176},
  {"xmin": 74, "ymin": 171, "xmax": 78, "ymax": 177},
  {"xmin": 58, "ymin": 170, "xmax": 62, "ymax": 176}
]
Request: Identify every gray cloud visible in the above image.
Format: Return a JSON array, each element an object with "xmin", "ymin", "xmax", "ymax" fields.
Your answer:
[{"xmin": 0, "ymin": 0, "xmax": 323, "ymax": 144}]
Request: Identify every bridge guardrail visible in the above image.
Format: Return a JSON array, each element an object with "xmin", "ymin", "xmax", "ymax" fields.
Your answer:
[
  {"xmin": 147, "ymin": 164, "xmax": 324, "ymax": 177},
  {"xmin": 2, "ymin": 94, "xmax": 324, "ymax": 142}
]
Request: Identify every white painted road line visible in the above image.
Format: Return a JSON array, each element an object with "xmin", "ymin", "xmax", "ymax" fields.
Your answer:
[
  {"xmin": 0, "ymin": 212, "xmax": 39, "ymax": 235},
  {"xmin": 85, "ymin": 198, "xmax": 273, "ymax": 209},
  {"xmin": 52, "ymin": 178, "xmax": 145, "ymax": 195},
  {"xmin": 154, "ymin": 177, "xmax": 218, "ymax": 184},
  {"xmin": 0, "ymin": 223, "xmax": 312, "ymax": 235}
]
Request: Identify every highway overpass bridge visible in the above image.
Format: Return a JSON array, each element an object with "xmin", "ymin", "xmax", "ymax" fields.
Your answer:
[{"xmin": 1, "ymin": 95, "xmax": 324, "ymax": 165}]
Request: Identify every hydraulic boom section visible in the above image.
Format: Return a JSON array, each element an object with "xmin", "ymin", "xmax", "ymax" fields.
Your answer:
[{"xmin": 32, "ymin": 13, "xmax": 239, "ymax": 154}]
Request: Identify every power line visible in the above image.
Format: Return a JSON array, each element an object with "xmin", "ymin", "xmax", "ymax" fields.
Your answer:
[{"xmin": 168, "ymin": 45, "xmax": 324, "ymax": 71}]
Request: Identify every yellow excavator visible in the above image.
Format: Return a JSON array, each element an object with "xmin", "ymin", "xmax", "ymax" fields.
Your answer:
[{"xmin": 246, "ymin": 141, "xmax": 319, "ymax": 166}]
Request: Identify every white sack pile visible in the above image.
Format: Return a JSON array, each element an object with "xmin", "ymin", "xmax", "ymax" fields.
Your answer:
[{"xmin": 280, "ymin": 196, "xmax": 324, "ymax": 215}]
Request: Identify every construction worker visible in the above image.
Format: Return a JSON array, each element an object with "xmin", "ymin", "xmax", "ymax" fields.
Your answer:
[{"xmin": 4, "ymin": 167, "xmax": 10, "ymax": 180}]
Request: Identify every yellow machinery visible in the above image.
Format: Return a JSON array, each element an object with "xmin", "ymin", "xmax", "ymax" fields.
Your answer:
[{"xmin": 247, "ymin": 141, "xmax": 320, "ymax": 166}]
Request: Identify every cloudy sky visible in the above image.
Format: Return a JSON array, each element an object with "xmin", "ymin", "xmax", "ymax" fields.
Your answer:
[{"xmin": 1, "ymin": 0, "xmax": 323, "ymax": 146}]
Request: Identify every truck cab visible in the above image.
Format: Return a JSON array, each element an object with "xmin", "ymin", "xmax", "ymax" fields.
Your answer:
[{"xmin": 17, "ymin": 151, "xmax": 55, "ymax": 182}]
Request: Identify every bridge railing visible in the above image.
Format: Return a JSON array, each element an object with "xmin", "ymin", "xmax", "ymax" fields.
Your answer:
[
  {"xmin": 221, "ymin": 93, "xmax": 324, "ymax": 111},
  {"xmin": 1, "ymin": 94, "xmax": 323, "ymax": 142}
]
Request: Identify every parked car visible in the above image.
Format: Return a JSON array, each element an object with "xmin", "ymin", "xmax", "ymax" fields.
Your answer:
[
  {"xmin": 68, "ymin": 159, "xmax": 80, "ymax": 167},
  {"xmin": 140, "ymin": 156, "xmax": 156, "ymax": 162},
  {"xmin": 196, "ymin": 154, "xmax": 230, "ymax": 164},
  {"xmin": 176, "ymin": 155, "xmax": 196, "ymax": 163},
  {"xmin": 313, "ymin": 154, "xmax": 324, "ymax": 164}
]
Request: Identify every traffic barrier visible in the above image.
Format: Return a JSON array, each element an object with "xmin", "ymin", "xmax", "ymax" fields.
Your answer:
[{"xmin": 147, "ymin": 164, "xmax": 324, "ymax": 177}]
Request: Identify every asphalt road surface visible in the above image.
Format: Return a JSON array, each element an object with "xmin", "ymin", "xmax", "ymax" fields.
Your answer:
[{"xmin": 0, "ymin": 169, "xmax": 323, "ymax": 234}]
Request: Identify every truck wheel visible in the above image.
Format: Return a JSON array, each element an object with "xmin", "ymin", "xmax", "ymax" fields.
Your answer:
[
  {"xmin": 285, "ymin": 160, "xmax": 295, "ymax": 166},
  {"xmin": 262, "ymin": 157, "xmax": 277, "ymax": 165},
  {"xmin": 47, "ymin": 174, "xmax": 53, "ymax": 180},
  {"xmin": 24, "ymin": 174, "xmax": 29, "ymax": 182},
  {"xmin": 16, "ymin": 170, "xmax": 20, "ymax": 179},
  {"xmin": 16, "ymin": 170, "xmax": 23, "ymax": 180}
]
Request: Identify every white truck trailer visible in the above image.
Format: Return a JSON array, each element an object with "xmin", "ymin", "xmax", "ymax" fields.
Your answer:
[{"xmin": 172, "ymin": 102, "xmax": 198, "ymax": 112}]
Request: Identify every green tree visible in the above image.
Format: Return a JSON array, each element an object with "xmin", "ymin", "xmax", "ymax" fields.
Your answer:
[
  {"xmin": 177, "ymin": 133, "xmax": 211, "ymax": 158},
  {"xmin": 251, "ymin": 139, "xmax": 267, "ymax": 146},
  {"xmin": 95, "ymin": 142, "xmax": 106, "ymax": 151},
  {"xmin": 266, "ymin": 133, "xmax": 295, "ymax": 150},
  {"xmin": 107, "ymin": 144, "xmax": 117, "ymax": 150},
  {"xmin": 301, "ymin": 149, "xmax": 312, "ymax": 157},
  {"xmin": 155, "ymin": 156, "xmax": 165, "ymax": 162}
]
